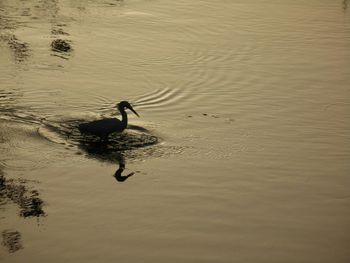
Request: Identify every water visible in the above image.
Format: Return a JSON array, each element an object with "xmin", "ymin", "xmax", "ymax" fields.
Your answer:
[{"xmin": 1, "ymin": 0, "xmax": 350, "ymax": 262}]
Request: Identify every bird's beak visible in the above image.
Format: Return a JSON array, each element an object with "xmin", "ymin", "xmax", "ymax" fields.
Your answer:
[{"xmin": 129, "ymin": 105, "xmax": 139, "ymax": 117}]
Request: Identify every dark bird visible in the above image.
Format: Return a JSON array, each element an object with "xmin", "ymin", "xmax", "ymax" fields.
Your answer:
[{"xmin": 78, "ymin": 101, "xmax": 139, "ymax": 141}]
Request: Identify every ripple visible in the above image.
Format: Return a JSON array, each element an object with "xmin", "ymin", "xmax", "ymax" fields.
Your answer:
[
  {"xmin": 1, "ymin": 86, "xmax": 169, "ymax": 165},
  {"xmin": 134, "ymin": 86, "xmax": 185, "ymax": 109},
  {"xmin": 133, "ymin": 87, "xmax": 173, "ymax": 105},
  {"xmin": 37, "ymin": 117, "xmax": 164, "ymax": 163},
  {"xmin": 38, "ymin": 120, "xmax": 158, "ymax": 148}
]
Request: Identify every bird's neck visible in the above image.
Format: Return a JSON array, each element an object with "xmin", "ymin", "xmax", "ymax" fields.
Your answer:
[{"xmin": 120, "ymin": 108, "xmax": 128, "ymax": 129}]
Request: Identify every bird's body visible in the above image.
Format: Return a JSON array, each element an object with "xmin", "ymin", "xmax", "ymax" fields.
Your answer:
[
  {"xmin": 78, "ymin": 101, "xmax": 139, "ymax": 141},
  {"xmin": 78, "ymin": 118, "xmax": 125, "ymax": 139}
]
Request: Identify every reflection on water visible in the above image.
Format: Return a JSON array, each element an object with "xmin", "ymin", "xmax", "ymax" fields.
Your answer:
[
  {"xmin": 0, "ymin": 169, "xmax": 45, "ymax": 253},
  {"xmin": 51, "ymin": 39, "xmax": 72, "ymax": 53},
  {"xmin": 0, "ymin": 89, "xmax": 20, "ymax": 115},
  {"xmin": 0, "ymin": 34, "xmax": 30, "ymax": 63},
  {"xmin": 0, "ymin": 173, "xmax": 45, "ymax": 218},
  {"xmin": 77, "ymin": 133, "xmax": 158, "ymax": 182},
  {"xmin": 78, "ymin": 141, "xmax": 136, "ymax": 182},
  {"xmin": 1, "ymin": 230, "xmax": 23, "ymax": 253},
  {"xmin": 114, "ymin": 161, "xmax": 135, "ymax": 182},
  {"xmin": 0, "ymin": 1, "xmax": 30, "ymax": 63},
  {"xmin": 48, "ymin": 0, "xmax": 73, "ymax": 60},
  {"xmin": 0, "ymin": 0, "xmax": 74, "ymax": 62},
  {"xmin": 344, "ymin": 0, "xmax": 349, "ymax": 11}
]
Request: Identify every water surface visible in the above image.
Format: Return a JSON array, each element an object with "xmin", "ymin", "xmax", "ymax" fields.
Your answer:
[{"xmin": 1, "ymin": 0, "xmax": 350, "ymax": 262}]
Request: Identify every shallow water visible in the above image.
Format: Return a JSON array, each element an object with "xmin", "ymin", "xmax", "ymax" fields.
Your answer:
[{"xmin": 1, "ymin": 0, "xmax": 350, "ymax": 262}]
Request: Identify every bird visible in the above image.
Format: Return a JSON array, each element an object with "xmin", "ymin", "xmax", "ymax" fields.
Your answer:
[{"xmin": 78, "ymin": 101, "xmax": 139, "ymax": 141}]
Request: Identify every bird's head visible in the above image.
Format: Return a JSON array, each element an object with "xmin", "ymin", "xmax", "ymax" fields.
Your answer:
[{"xmin": 117, "ymin": 101, "xmax": 139, "ymax": 117}]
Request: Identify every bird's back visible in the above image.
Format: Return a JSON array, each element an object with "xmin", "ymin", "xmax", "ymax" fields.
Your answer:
[{"xmin": 78, "ymin": 118, "xmax": 125, "ymax": 136}]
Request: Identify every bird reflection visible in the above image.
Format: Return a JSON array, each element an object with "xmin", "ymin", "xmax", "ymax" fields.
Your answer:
[
  {"xmin": 78, "ymin": 141, "xmax": 136, "ymax": 183},
  {"xmin": 114, "ymin": 159, "xmax": 135, "ymax": 182},
  {"xmin": 344, "ymin": 0, "xmax": 349, "ymax": 11}
]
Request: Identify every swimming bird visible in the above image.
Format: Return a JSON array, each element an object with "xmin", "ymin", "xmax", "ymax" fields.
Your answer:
[{"xmin": 78, "ymin": 101, "xmax": 139, "ymax": 141}]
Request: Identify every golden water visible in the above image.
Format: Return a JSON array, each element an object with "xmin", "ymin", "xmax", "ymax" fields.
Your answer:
[{"xmin": 1, "ymin": 0, "xmax": 350, "ymax": 262}]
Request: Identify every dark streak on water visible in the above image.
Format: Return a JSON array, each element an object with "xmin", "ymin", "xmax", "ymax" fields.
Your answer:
[
  {"xmin": 1, "ymin": 230, "xmax": 23, "ymax": 253},
  {"xmin": 0, "ymin": 34, "xmax": 30, "ymax": 63},
  {"xmin": 0, "ymin": 172, "xmax": 45, "ymax": 218},
  {"xmin": 0, "ymin": 170, "xmax": 45, "ymax": 253},
  {"xmin": 51, "ymin": 39, "xmax": 72, "ymax": 53}
]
